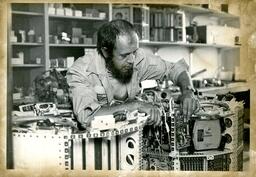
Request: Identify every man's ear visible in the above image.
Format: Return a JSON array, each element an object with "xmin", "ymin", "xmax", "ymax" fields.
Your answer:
[{"xmin": 101, "ymin": 47, "xmax": 109, "ymax": 58}]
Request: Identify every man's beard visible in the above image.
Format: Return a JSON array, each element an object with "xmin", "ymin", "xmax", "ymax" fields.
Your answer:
[{"xmin": 106, "ymin": 59, "xmax": 133, "ymax": 84}]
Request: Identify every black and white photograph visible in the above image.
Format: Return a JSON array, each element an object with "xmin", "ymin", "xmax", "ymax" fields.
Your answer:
[{"xmin": 2, "ymin": 0, "xmax": 256, "ymax": 175}]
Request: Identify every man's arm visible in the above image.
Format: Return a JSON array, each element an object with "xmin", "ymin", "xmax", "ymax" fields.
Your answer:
[
  {"xmin": 135, "ymin": 50, "xmax": 198, "ymax": 120},
  {"xmin": 67, "ymin": 57, "xmax": 160, "ymax": 128},
  {"xmin": 66, "ymin": 58, "xmax": 101, "ymax": 128},
  {"xmin": 176, "ymin": 70, "xmax": 198, "ymax": 120},
  {"xmin": 93, "ymin": 100, "xmax": 161, "ymax": 126}
]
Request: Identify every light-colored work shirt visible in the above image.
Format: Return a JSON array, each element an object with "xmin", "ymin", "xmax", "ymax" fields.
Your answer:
[{"xmin": 66, "ymin": 48, "xmax": 188, "ymax": 124}]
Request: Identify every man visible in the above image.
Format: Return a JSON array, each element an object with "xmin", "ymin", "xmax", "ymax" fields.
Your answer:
[{"xmin": 66, "ymin": 19, "xmax": 198, "ymax": 128}]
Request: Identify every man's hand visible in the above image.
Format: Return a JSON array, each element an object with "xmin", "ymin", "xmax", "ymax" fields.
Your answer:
[
  {"xmin": 180, "ymin": 91, "xmax": 198, "ymax": 121},
  {"xmin": 137, "ymin": 102, "xmax": 162, "ymax": 126},
  {"xmin": 175, "ymin": 70, "xmax": 199, "ymax": 121}
]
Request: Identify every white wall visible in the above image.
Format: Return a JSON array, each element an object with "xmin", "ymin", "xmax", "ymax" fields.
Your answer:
[{"xmin": 141, "ymin": 46, "xmax": 220, "ymax": 79}]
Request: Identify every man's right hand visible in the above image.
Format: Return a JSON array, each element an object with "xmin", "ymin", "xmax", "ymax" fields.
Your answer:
[{"xmin": 137, "ymin": 102, "xmax": 162, "ymax": 126}]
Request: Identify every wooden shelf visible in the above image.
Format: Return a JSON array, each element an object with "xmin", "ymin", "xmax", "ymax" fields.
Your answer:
[
  {"xmin": 13, "ymin": 97, "xmax": 35, "ymax": 105},
  {"xmin": 49, "ymin": 43, "xmax": 96, "ymax": 48},
  {"xmin": 12, "ymin": 10, "xmax": 44, "ymax": 16},
  {"xmin": 12, "ymin": 64, "xmax": 44, "ymax": 68},
  {"xmin": 139, "ymin": 41, "xmax": 240, "ymax": 49},
  {"xmin": 179, "ymin": 5, "xmax": 239, "ymax": 20},
  {"xmin": 49, "ymin": 14, "xmax": 107, "ymax": 21},
  {"xmin": 12, "ymin": 42, "xmax": 44, "ymax": 46},
  {"xmin": 51, "ymin": 68, "xmax": 68, "ymax": 72}
]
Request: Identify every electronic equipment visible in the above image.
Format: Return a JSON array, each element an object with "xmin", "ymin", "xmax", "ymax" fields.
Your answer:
[
  {"xmin": 136, "ymin": 80, "xmax": 244, "ymax": 171},
  {"xmin": 12, "ymin": 123, "xmax": 144, "ymax": 170},
  {"xmin": 142, "ymin": 149, "xmax": 232, "ymax": 171},
  {"xmin": 66, "ymin": 125, "xmax": 144, "ymax": 170},
  {"xmin": 221, "ymin": 98, "xmax": 244, "ymax": 171},
  {"xmin": 12, "ymin": 79, "xmax": 245, "ymax": 171}
]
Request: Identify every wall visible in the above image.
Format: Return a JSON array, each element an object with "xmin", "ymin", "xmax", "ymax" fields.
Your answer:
[
  {"xmin": 229, "ymin": 0, "xmax": 256, "ymax": 79},
  {"xmin": 141, "ymin": 46, "xmax": 219, "ymax": 79}
]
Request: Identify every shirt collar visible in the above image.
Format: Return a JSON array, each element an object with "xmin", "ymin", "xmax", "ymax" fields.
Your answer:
[{"xmin": 86, "ymin": 51, "xmax": 107, "ymax": 75}]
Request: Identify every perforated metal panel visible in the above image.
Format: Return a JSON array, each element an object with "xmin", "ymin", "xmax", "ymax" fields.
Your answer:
[
  {"xmin": 13, "ymin": 124, "xmax": 144, "ymax": 170},
  {"xmin": 13, "ymin": 133, "xmax": 67, "ymax": 169}
]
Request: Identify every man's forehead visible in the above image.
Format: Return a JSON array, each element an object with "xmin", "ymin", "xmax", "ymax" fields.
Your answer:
[
  {"xmin": 116, "ymin": 32, "xmax": 138, "ymax": 44},
  {"xmin": 115, "ymin": 32, "xmax": 138, "ymax": 51}
]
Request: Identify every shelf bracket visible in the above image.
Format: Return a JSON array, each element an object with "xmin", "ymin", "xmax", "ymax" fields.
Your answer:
[{"xmin": 188, "ymin": 47, "xmax": 195, "ymax": 75}]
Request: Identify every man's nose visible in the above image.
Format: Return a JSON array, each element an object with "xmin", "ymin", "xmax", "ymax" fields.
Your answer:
[{"xmin": 126, "ymin": 53, "xmax": 135, "ymax": 64}]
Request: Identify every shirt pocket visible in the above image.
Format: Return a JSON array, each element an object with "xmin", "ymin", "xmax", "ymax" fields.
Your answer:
[{"xmin": 94, "ymin": 85, "xmax": 108, "ymax": 105}]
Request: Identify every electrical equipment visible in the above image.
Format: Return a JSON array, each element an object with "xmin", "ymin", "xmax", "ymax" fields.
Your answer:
[
  {"xmin": 136, "ymin": 80, "xmax": 244, "ymax": 171},
  {"xmin": 221, "ymin": 98, "xmax": 244, "ymax": 171},
  {"xmin": 12, "ymin": 79, "xmax": 245, "ymax": 171},
  {"xmin": 192, "ymin": 119, "xmax": 222, "ymax": 151},
  {"xmin": 16, "ymin": 103, "xmax": 59, "ymax": 116},
  {"xmin": 91, "ymin": 115, "xmax": 116, "ymax": 131},
  {"xmin": 12, "ymin": 123, "xmax": 143, "ymax": 170},
  {"xmin": 34, "ymin": 68, "xmax": 70, "ymax": 105},
  {"xmin": 142, "ymin": 149, "xmax": 232, "ymax": 171},
  {"xmin": 13, "ymin": 132, "xmax": 67, "ymax": 169},
  {"xmin": 174, "ymin": 150, "xmax": 232, "ymax": 171}
]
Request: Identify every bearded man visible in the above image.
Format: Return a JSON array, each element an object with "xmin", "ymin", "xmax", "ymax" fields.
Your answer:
[{"xmin": 66, "ymin": 19, "xmax": 198, "ymax": 128}]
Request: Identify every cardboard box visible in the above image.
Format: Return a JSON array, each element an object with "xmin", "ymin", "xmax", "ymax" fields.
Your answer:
[
  {"xmin": 71, "ymin": 37, "xmax": 79, "ymax": 44},
  {"xmin": 66, "ymin": 57, "xmax": 74, "ymax": 68},
  {"xmin": 56, "ymin": 8, "xmax": 64, "ymax": 16},
  {"xmin": 74, "ymin": 10, "xmax": 82, "ymax": 17},
  {"xmin": 99, "ymin": 12, "xmax": 106, "ymax": 19},
  {"xmin": 12, "ymin": 58, "xmax": 24, "ymax": 65},
  {"xmin": 83, "ymin": 38, "xmax": 93, "ymax": 44},
  {"xmin": 72, "ymin": 28, "xmax": 82, "ymax": 37},
  {"xmin": 64, "ymin": 8, "xmax": 73, "ymax": 16},
  {"xmin": 48, "ymin": 7, "xmax": 55, "ymax": 15},
  {"xmin": 13, "ymin": 93, "xmax": 21, "ymax": 100}
]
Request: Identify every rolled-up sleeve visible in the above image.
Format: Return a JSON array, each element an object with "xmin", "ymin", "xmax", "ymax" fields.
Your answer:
[
  {"xmin": 66, "ymin": 62, "xmax": 100, "ymax": 124},
  {"xmin": 136, "ymin": 49, "xmax": 189, "ymax": 84},
  {"xmin": 165, "ymin": 58, "xmax": 189, "ymax": 84}
]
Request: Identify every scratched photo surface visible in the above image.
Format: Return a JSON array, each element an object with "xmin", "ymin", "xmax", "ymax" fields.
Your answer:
[{"xmin": 0, "ymin": 0, "xmax": 256, "ymax": 177}]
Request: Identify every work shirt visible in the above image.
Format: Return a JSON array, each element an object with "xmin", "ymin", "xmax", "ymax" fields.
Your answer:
[{"xmin": 66, "ymin": 48, "xmax": 188, "ymax": 124}]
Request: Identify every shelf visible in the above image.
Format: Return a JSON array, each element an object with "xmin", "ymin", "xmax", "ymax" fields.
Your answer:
[
  {"xmin": 49, "ymin": 42, "xmax": 240, "ymax": 49},
  {"xmin": 198, "ymin": 82, "xmax": 249, "ymax": 94},
  {"xmin": 139, "ymin": 41, "xmax": 240, "ymax": 49},
  {"xmin": 13, "ymin": 97, "xmax": 35, "ymax": 105},
  {"xmin": 48, "ymin": 14, "xmax": 107, "ymax": 21},
  {"xmin": 49, "ymin": 43, "xmax": 96, "ymax": 48},
  {"xmin": 51, "ymin": 68, "xmax": 68, "ymax": 72},
  {"xmin": 180, "ymin": 5, "xmax": 239, "ymax": 20},
  {"xmin": 12, "ymin": 10, "xmax": 44, "ymax": 16},
  {"xmin": 12, "ymin": 64, "xmax": 44, "ymax": 68},
  {"xmin": 12, "ymin": 42, "xmax": 44, "ymax": 46}
]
